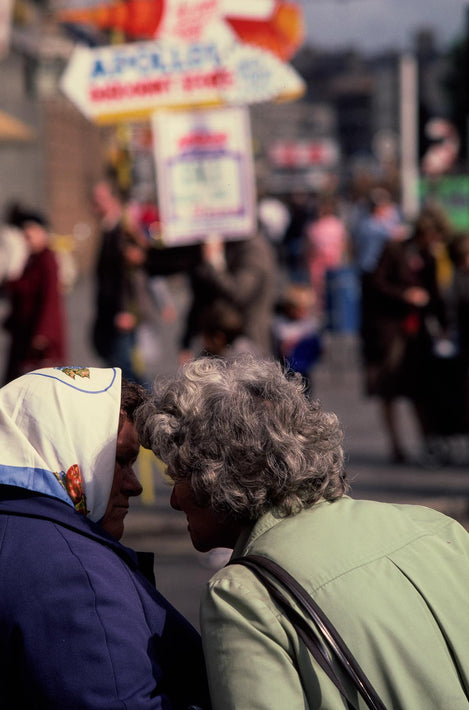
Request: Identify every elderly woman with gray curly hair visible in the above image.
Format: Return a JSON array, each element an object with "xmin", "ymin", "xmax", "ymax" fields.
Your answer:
[{"xmin": 136, "ymin": 355, "xmax": 469, "ymax": 710}]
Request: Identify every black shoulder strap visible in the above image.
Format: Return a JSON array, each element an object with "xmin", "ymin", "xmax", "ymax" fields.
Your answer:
[{"xmin": 229, "ymin": 554, "xmax": 387, "ymax": 710}]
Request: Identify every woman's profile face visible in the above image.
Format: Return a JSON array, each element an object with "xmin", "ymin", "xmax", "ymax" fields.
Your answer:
[
  {"xmin": 170, "ymin": 479, "xmax": 241, "ymax": 553},
  {"xmin": 101, "ymin": 417, "xmax": 142, "ymax": 540}
]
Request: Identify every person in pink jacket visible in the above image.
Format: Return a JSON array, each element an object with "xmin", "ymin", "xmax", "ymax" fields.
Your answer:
[{"xmin": 306, "ymin": 194, "xmax": 349, "ymax": 312}]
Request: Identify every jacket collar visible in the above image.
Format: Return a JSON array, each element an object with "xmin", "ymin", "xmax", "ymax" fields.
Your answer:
[
  {"xmin": 232, "ymin": 498, "xmax": 330, "ymax": 559},
  {"xmin": 0, "ymin": 486, "xmax": 139, "ymax": 569},
  {"xmin": 232, "ymin": 510, "xmax": 282, "ymax": 558}
]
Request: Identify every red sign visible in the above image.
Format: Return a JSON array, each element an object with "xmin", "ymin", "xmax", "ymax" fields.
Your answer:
[
  {"xmin": 269, "ymin": 139, "xmax": 339, "ymax": 168},
  {"xmin": 56, "ymin": 0, "xmax": 304, "ymax": 61}
]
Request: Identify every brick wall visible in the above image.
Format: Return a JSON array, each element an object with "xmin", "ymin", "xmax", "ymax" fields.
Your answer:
[{"xmin": 42, "ymin": 96, "xmax": 106, "ymax": 274}]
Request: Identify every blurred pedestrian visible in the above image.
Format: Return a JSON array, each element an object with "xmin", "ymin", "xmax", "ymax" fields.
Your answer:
[
  {"xmin": 446, "ymin": 231, "xmax": 469, "ymax": 434},
  {"xmin": 281, "ymin": 192, "xmax": 314, "ymax": 283},
  {"xmin": 257, "ymin": 192, "xmax": 291, "ymax": 276},
  {"xmin": 273, "ymin": 282, "xmax": 322, "ymax": 396},
  {"xmin": 91, "ymin": 179, "xmax": 147, "ymax": 384},
  {"xmin": 198, "ymin": 299, "xmax": 260, "ymax": 359},
  {"xmin": 2, "ymin": 209, "xmax": 67, "ymax": 384},
  {"xmin": 0, "ymin": 366, "xmax": 211, "ymax": 709},
  {"xmin": 448, "ymin": 232, "xmax": 469, "ymax": 365},
  {"xmin": 142, "ymin": 228, "xmax": 278, "ymax": 363},
  {"xmin": 305, "ymin": 193, "xmax": 349, "ymax": 312},
  {"xmin": 362, "ymin": 205, "xmax": 450, "ymax": 462},
  {"xmin": 351, "ymin": 187, "xmax": 407, "ymax": 276},
  {"xmin": 180, "ymin": 233, "xmax": 277, "ymax": 362},
  {"xmin": 136, "ymin": 355, "xmax": 469, "ymax": 710},
  {"xmin": 0, "ymin": 201, "xmax": 29, "ymax": 285}
]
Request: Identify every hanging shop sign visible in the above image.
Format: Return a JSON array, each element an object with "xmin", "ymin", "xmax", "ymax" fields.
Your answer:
[
  {"xmin": 268, "ymin": 139, "xmax": 339, "ymax": 168},
  {"xmin": 60, "ymin": 36, "xmax": 305, "ymax": 123},
  {"xmin": 54, "ymin": 0, "xmax": 304, "ymax": 61},
  {"xmin": 153, "ymin": 105, "xmax": 256, "ymax": 246},
  {"xmin": 221, "ymin": 0, "xmax": 304, "ymax": 62}
]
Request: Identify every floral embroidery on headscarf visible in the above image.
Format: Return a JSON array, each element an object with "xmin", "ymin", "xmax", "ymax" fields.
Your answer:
[
  {"xmin": 55, "ymin": 367, "xmax": 91, "ymax": 380},
  {"xmin": 53, "ymin": 464, "xmax": 89, "ymax": 515}
]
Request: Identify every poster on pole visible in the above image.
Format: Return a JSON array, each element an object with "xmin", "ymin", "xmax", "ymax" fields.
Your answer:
[{"xmin": 153, "ymin": 105, "xmax": 255, "ymax": 246}]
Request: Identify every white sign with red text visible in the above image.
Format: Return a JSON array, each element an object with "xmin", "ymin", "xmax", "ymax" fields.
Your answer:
[
  {"xmin": 153, "ymin": 106, "xmax": 255, "ymax": 246},
  {"xmin": 269, "ymin": 139, "xmax": 340, "ymax": 168},
  {"xmin": 59, "ymin": 36, "xmax": 305, "ymax": 124},
  {"xmin": 156, "ymin": 0, "xmax": 222, "ymax": 43}
]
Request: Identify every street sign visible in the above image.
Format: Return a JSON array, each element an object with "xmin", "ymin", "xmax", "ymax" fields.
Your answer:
[
  {"xmin": 60, "ymin": 36, "xmax": 305, "ymax": 123},
  {"xmin": 153, "ymin": 105, "xmax": 256, "ymax": 245},
  {"xmin": 268, "ymin": 139, "xmax": 339, "ymax": 168},
  {"xmin": 55, "ymin": 0, "xmax": 304, "ymax": 61}
]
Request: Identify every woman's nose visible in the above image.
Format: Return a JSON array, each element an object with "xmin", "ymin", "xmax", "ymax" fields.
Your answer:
[{"xmin": 126, "ymin": 469, "xmax": 143, "ymax": 497}]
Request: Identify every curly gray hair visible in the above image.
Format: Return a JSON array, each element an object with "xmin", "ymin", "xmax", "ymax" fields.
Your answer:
[{"xmin": 135, "ymin": 356, "xmax": 347, "ymax": 521}]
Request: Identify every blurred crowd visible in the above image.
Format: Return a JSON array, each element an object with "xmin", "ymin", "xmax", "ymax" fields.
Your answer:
[{"xmin": 2, "ymin": 177, "xmax": 469, "ymax": 466}]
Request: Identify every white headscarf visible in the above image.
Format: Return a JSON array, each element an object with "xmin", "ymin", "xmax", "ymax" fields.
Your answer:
[{"xmin": 0, "ymin": 366, "xmax": 122, "ymax": 522}]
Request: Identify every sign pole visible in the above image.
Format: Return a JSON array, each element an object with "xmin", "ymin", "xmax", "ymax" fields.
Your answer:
[{"xmin": 399, "ymin": 53, "xmax": 419, "ymax": 221}]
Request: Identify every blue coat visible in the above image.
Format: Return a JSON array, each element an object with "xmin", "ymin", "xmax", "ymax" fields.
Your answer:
[{"xmin": 0, "ymin": 486, "xmax": 210, "ymax": 710}]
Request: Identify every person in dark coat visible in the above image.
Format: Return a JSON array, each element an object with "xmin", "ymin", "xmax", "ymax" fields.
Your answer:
[
  {"xmin": 142, "ymin": 232, "xmax": 277, "ymax": 361},
  {"xmin": 361, "ymin": 206, "xmax": 449, "ymax": 462},
  {"xmin": 2, "ymin": 209, "xmax": 67, "ymax": 384},
  {"xmin": 91, "ymin": 180, "xmax": 148, "ymax": 384},
  {"xmin": 446, "ymin": 232, "xmax": 469, "ymax": 435},
  {"xmin": 180, "ymin": 233, "xmax": 277, "ymax": 362},
  {"xmin": 0, "ymin": 366, "xmax": 211, "ymax": 710}
]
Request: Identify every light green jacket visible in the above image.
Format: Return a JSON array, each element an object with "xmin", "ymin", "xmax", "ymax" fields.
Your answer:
[{"xmin": 200, "ymin": 497, "xmax": 469, "ymax": 709}]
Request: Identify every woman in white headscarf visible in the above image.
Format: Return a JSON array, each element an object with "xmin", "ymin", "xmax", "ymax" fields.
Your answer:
[{"xmin": 0, "ymin": 366, "xmax": 210, "ymax": 710}]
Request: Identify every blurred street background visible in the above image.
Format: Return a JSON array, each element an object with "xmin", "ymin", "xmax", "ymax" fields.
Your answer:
[
  {"xmin": 70, "ymin": 272, "xmax": 469, "ymax": 629},
  {"xmin": 3, "ymin": 0, "xmax": 469, "ymax": 629}
]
